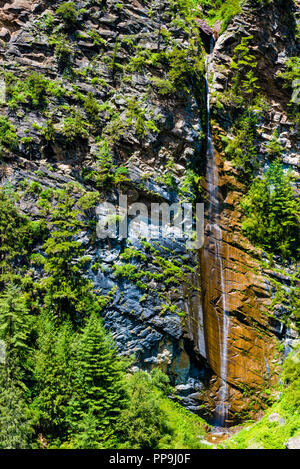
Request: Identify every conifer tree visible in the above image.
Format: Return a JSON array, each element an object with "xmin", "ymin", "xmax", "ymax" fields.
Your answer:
[
  {"xmin": 230, "ymin": 35, "xmax": 260, "ymax": 103},
  {"xmin": 40, "ymin": 189, "xmax": 97, "ymax": 321},
  {"xmin": 67, "ymin": 313, "xmax": 128, "ymax": 444},
  {"xmin": 0, "ymin": 285, "xmax": 31, "ymax": 378},
  {"xmin": 33, "ymin": 314, "xmax": 74, "ymax": 438},
  {"xmin": 0, "ymin": 191, "xmax": 30, "ymax": 286},
  {"xmin": 0, "ymin": 364, "xmax": 34, "ymax": 449},
  {"xmin": 241, "ymin": 161, "xmax": 299, "ymax": 257}
]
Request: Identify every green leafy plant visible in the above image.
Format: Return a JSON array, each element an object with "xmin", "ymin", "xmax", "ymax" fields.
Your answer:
[
  {"xmin": 0, "ymin": 115, "xmax": 18, "ymax": 157},
  {"xmin": 56, "ymin": 2, "xmax": 78, "ymax": 27}
]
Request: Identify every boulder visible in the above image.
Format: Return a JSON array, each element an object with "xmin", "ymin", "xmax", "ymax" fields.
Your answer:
[
  {"xmin": 195, "ymin": 18, "xmax": 213, "ymax": 37},
  {"xmin": 286, "ymin": 436, "xmax": 300, "ymax": 449},
  {"xmin": 0, "ymin": 27, "xmax": 10, "ymax": 42},
  {"xmin": 268, "ymin": 413, "xmax": 280, "ymax": 423},
  {"xmin": 3, "ymin": 0, "xmax": 32, "ymax": 13}
]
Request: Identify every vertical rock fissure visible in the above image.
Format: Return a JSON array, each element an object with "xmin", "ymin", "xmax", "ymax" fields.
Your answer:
[{"xmin": 204, "ymin": 39, "xmax": 230, "ymax": 426}]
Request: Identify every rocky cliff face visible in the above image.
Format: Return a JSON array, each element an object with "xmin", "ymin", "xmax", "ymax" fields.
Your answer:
[
  {"xmin": 0, "ymin": 0, "xmax": 298, "ymax": 425},
  {"xmin": 0, "ymin": 0, "xmax": 210, "ymax": 409},
  {"xmin": 199, "ymin": 0, "xmax": 299, "ymax": 423}
]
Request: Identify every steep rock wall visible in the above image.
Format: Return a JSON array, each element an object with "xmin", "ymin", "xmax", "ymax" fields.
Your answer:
[
  {"xmin": 198, "ymin": 0, "xmax": 299, "ymax": 423},
  {"xmin": 0, "ymin": 0, "xmax": 210, "ymax": 409}
]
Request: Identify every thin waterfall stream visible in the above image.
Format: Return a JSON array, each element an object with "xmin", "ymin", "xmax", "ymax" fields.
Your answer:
[{"xmin": 205, "ymin": 41, "xmax": 230, "ymax": 426}]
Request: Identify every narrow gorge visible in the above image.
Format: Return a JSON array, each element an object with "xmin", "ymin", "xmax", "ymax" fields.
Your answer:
[{"xmin": 0, "ymin": 0, "xmax": 298, "ymax": 450}]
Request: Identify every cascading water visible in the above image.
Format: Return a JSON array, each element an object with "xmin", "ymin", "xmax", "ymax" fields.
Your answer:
[{"xmin": 205, "ymin": 39, "xmax": 230, "ymax": 426}]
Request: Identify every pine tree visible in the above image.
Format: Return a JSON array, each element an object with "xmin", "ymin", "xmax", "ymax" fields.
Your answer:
[
  {"xmin": 0, "ymin": 191, "xmax": 30, "ymax": 286},
  {"xmin": 241, "ymin": 161, "xmax": 299, "ymax": 257},
  {"xmin": 33, "ymin": 313, "xmax": 74, "ymax": 438},
  {"xmin": 0, "ymin": 285, "xmax": 31, "ymax": 377},
  {"xmin": 230, "ymin": 35, "xmax": 260, "ymax": 103},
  {"xmin": 0, "ymin": 189, "xmax": 47, "ymax": 288},
  {"xmin": 68, "ymin": 313, "xmax": 128, "ymax": 444},
  {"xmin": 0, "ymin": 364, "xmax": 34, "ymax": 449},
  {"xmin": 40, "ymin": 189, "xmax": 97, "ymax": 321},
  {"xmin": 63, "ymin": 410, "xmax": 106, "ymax": 449}
]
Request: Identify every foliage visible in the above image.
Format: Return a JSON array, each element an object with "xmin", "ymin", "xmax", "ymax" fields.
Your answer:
[
  {"xmin": 49, "ymin": 34, "xmax": 73, "ymax": 67},
  {"xmin": 5, "ymin": 72, "xmax": 50, "ymax": 110},
  {"xmin": 0, "ymin": 189, "xmax": 46, "ymax": 286},
  {"xmin": 115, "ymin": 370, "xmax": 207, "ymax": 449},
  {"xmin": 66, "ymin": 313, "xmax": 128, "ymax": 446},
  {"xmin": 279, "ymin": 57, "xmax": 300, "ymax": 92},
  {"xmin": 39, "ymin": 189, "xmax": 97, "ymax": 320},
  {"xmin": 56, "ymin": 2, "xmax": 78, "ymax": 27},
  {"xmin": 115, "ymin": 371, "xmax": 171, "ymax": 449},
  {"xmin": 61, "ymin": 113, "xmax": 89, "ymax": 142},
  {"xmin": 0, "ymin": 286, "xmax": 31, "ymax": 374},
  {"xmin": 265, "ymin": 129, "xmax": 284, "ymax": 159},
  {"xmin": 278, "ymin": 57, "xmax": 300, "ymax": 123},
  {"xmin": 0, "ymin": 366, "xmax": 34, "ymax": 449},
  {"xmin": 198, "ymin": 0, "xmax": 241, "ymax": 32},
  {"xmin": 0, "ymin": 115, "xmax": 18, "ymax": 157},
  {"xmin": 224, "ymin": 111, "xmax": 258, "ymax": 177},
  {"xmin": 230, "ymin": 36, "xmax": 260, "ymax": 103},
  {"xmin": 241, "ymin": 161, "xmax": 299, "ymax": 258},
  {"xmin": 32, "ymin": 314, "xmax": 75, "ymax": 438}
]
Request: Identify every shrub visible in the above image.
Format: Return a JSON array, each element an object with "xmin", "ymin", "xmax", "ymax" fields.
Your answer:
[
  {"xmin": 50, "ymin": 35, "xmax": 73, "ymax": 67},
  {"xmin": 56, "ymin": 2, "xmax": 78, "ymax": 27},
  {"xmin": 0, "ymin": 116, "xmax": 18, "ymax": 157},
  {"xmin": 5, "ymin": 72, "xmax": 49, "ymax": 110},
  {"xmin": 150, "ymin": 77, "xmax": 175, "ymax": 96},
  {"xmin": 198, "ymin": 0, "xmax": 241, "ymax": 33},
  {"xmin": 61, "ymin": 114, "xmax": 89, "ymax": 142},
  {"xmin": 265, "ymin": 129, "xmax": 284, "ymax": 159},
  {"xmin": 230, "ymin": 36, "xmax": 260, "ymax": 103}
]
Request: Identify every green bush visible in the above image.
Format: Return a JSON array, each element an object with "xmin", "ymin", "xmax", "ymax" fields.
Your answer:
[
  {"xmin": 49, "ymin": 35, "xmax": 73, "ymax": 67},
  {"xmin": 278, "ymin": 57, "xmax": 300, "ymax": 123},
  {"xmin": 223, "ymin": 347, "xmax": 300, "ymax": 449},
  {"xmin": 56, "ymin": 2, "xmax": 78, "ymax": 26},
  {"xmin": 230, "ymin": 36, "xmax": 260, "ymax": 103},
  {"xmin": 198, "ymin": 0, "xmax": 241, "ymax": 32},
  {"xmin": 115, "ymin": 370, "xmax": 207, "ymax": 449},
  {"xmin": 0, "ymin": 115, "xmax": 18, "ymax": 157},
  {"xmin": 265, "ymin": 129, "xmax": 284, "ymax": 158},
  {"xmin": 5, "ymin": 72, "xmax": 50, "ymax": 110}
]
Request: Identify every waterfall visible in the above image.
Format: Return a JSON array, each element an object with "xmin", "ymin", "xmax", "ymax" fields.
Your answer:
[{"xmin": 205, "ymin": 39, "xmax": 230, "ymax": 426}]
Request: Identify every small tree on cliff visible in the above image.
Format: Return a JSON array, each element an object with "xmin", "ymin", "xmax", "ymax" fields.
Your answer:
[
  {"xmin": 241, "ymin": 160, "xmax": 299, "ymax": 258},
  {"xmin": 230, "ymin": 35, "xmax": 260, "ymax": 104},
  {"xmin": 40, "ymin": 189, "xmax": 97, "ymax": 321}
]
